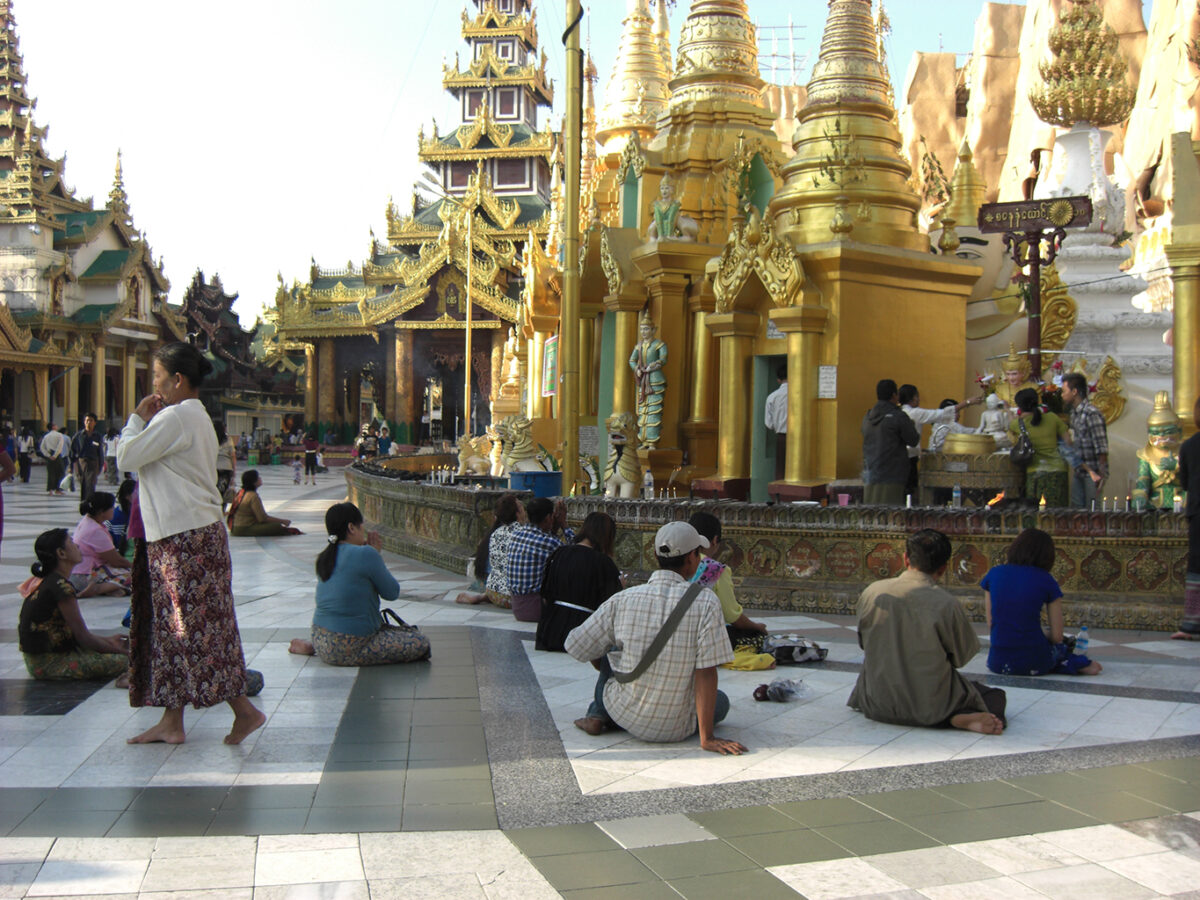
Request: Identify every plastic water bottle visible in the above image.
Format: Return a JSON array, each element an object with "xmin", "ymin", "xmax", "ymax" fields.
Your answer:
[
  {"xmin": 643, "ymin": 468, "xmax": 655, "ymax": 500},
  {"xmin": 1075, "ymin": 625, "xmax": 1089, "ymax": 655},
  {"xmin": 952, "ymin": 483, "xmax": 962, "ymax": 507}
]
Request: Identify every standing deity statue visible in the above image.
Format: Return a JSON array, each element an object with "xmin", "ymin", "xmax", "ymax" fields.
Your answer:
[
  {"xmin": 992, "ymin": 343, "xmax": 1039, "ymax": 410},
  {"xmin": 646, "ymin": 175, "xmax": 699, "ymax": 242},
  {"xmin": 629, "ymin": 309, "xmax": 667, "ymax": 448},
  {"xmin": 1132, "ymin": 391, "xmax": 1184, "ymax": 511}
]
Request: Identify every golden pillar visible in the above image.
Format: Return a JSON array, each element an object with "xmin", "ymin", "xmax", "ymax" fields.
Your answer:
[
  {"xmin": 64, "ymin": 364, "xmax": 79, "ymax": 431},
  {"xmin": 90, "ymin": 339, "xmax": 106, "ymax": 421},
  {"xmin": 578, "ymin": 308, "xmax": 599, "ymax": 417},
  {"xmin": 703, "ymin": 311, "xmax": 757, "ymax": 497},
  {"xmin": 527, "ymin": 332, "xmax": 546, "ymax": 419},
  {"xmin": 122, "ymin": 345, "xmax": 137, "ymax": 420},
  {"xmin": 317, "ymin": 338, "xmax": 336, "ymax": 427},
  {"xmin": 33, "ymin": 366, "xmax": 49, "ymax": 428},
  {"xmin": 490, "ymin": 330, "xmax": 505, "ymax": 416},
  {"xmin": 395, "ymin": 330, "xmax": 415, "ymax": 438},
  {"xmin": 1167, "ymin": 243, "xmax": 1200, "ymax": 436},
  {"xmin": 769, "ymin": 305, "xmax": 829, "ymax": 496},
  {"xmin": 305, "ymin": 344, "xmax": 318, "ymax": 426},
  {"xmin": 606, "ymin": 293, "xmax": 644, "ymax": 418}
]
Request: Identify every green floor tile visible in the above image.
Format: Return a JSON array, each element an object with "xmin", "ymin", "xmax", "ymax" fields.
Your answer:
[
  {"xmin": 408, "ymin": 708, "xmax": 484, "ymax": 726},
  {"xmin": 0, "ymin": 789, "xmax": 51, "ymax": 818},
  {"xmin": 206, "ymin": 807, "xmax": 311, "ymax": 836},
  {"xmin": 773, "ymin": 797, "xmax": 887, "ymax": 827},
  {"xmin": 631, "ymin": 840, "xmax": 758, "ymax": 879},
  {"xmin": 857, "ymin": 788, "xmax": 969, "ymax": 819},
  {"xmin": 1055, "ymin": 789, "xmax": 1175, "ymax": 822},
  {"xmin": 726, "ymin": 828, "xmax": 849, "ymax": 867},
  {"xmin": 1137, "ymin": 758, "xmax": 1200, "ymax": 783},
  {"xmin": 128, "ymin": 786, "xmax": 227, "ymax": 812},
  {"xmin": 10, "ymin": 808, "xmax": 121, "ymax": 837},
  {"xmin": 405, "ymin": 760, "xmax": 492, "ymax": 780},
  {"xmin": 304, "ymin": 805, "xmax": 403, "ymax": 833},
  {"xmin": 34, "ymin": 787, "xmax": 140, "ymax": 812},
  {"xmin": 506, "ymin": 823, "xmax": 622, "ymax": 857},
  {"xmin": 531, "ymin": 849, "xmax": 657, "ymax": 891},
  {"xmin": 326, "ymin": 741, "xmax": 409, "ymax": 762},
  {"xmin": 1073, "ymin": 763, "xmax": 1182, "ymax": 789},
  {"xmin": 906, "ymin": 800, "xmax": 1095, "ymax": 844},
  {"xmin": 312, "ymin": 781, "xmax": 404, "ymax": 808},
  {"xmin": 107, "ymin": 809, "xmax": 215, "ymax": 837},
  {"xmin": 400, "ymin": 803, "xmax": 497, "ymax": 831},
  {"xmin": 220, "ymin": 785, "xmax": 316, "ymax": 810},
  {"xmin": 409, "ymin": 724, "xmax": 488, "ymax": 743},
  {"xmin": 930, "ymin": 780, "xmax": 1040, "ymax": 809},
  {"xmin": 687, "ymin": 806, "xmax": 808, "ymax": 838},
  {"xmin": 815, "ymin": 819, "xmax": 940, "ymax": 855},
  {"xmin": 406, "ymin": 740, "xmax": 488, "ymax": 761},
  {"xmin": 402, "ymin": 778, "xmax": 494, "ymax": 806},
  {"xmin": 1002, "ymin": 773, "xmax": 1104, "ymax": 803},
  {"xmin": 669, "ymin": 868, "xmax": 801, "ymax": 900},
  {"xmin": 562, "ymin": 882, "xmax": 682, "ymax": 900}
]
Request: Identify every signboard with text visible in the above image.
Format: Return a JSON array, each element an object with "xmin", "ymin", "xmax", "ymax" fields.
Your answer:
[
  {"xmin": 978, "ymin": 196, "xmax": 1092, "ymax": 234},
  {"xmin": 542, "ymin": 335, "xmax": 558, "ymax": 398}
]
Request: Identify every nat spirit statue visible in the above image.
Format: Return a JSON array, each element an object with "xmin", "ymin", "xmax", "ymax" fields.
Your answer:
[
  {"xmin": 629, "ymin": 308, "xmax": 666, "ymax": 448},
  {"xmin": 993, "ymin": 343, "xmax": 1039, "ymax": 410},
  {"xmin": 1133, "ymin": 391, "xmax": 1183, "ymax": 511},
  {"xmin": 646, "ymin": 175, "xmax": 699, "ymax": 242}
]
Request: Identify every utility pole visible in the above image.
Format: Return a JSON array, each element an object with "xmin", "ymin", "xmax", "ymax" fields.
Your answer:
[{"xmin": 561, "ymin": 0, "xmax": 583, "ymax": 490}]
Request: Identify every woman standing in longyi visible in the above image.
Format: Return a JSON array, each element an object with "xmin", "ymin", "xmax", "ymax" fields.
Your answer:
[{"xmin": 117, "ymin": 342, "xmax": 265, "ymax": 745}]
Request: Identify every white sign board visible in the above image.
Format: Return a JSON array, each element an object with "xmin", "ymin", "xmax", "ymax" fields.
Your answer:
[
  {"xmin": 818, "ymin": 365, "xmax": 837, "ymax": 399},
  {"xmin": 766, "ymin": 319, "xmax": 783, "ymax": 341}
]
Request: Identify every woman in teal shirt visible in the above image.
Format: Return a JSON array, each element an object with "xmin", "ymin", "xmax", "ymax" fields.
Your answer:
[
  {"xmin": 1009, "ymin": 388, "xmax": 1070, "ymax": 508},
  {"xmin": 291, "ymin": 502, "xmax": 430, "ymax": 665}
]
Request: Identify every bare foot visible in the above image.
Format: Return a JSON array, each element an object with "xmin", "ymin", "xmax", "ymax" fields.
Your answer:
[
  {"xmin": 455, "ymin": 592, "xmax": 488, "ymax": 605},
  {"xmin": 114, "ymin": 672, "xmax": 130, "ymax": 689},
  {"xmin": 1171, "ymin": 631, "xmax": 1200, "ymax": 641},
  {"xmin": 288, "ymin": 638, "xmax": 315, "ymax": 655},
  {"xmin": 127, "ymin": 723, "xmax": 186, "ymax": 744},
  {"xmin": 1078, "ymin": 660, "xmax": 1103, "ymax": 675},
  {"xmin": 949, "ymin": 712, "xmax": 1004, "ymax": 735},
  {"xmin": 574, "ymin": 716, "xmax": 609, "ymax": 736},
  {"xmin": 224, "ymin": 706, "xmax": 266, "ymax": 745}
]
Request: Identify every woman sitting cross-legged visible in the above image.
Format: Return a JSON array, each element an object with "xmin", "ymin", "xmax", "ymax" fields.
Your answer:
[
  {"xmin": 981, "ymin": 527, "xmax": 1101, "ymax": 676},
  {"xmin": 227, "ymin": 470, "xmax": 301, "ymax": 536},
  {"xmin": 535, "ymin": 512, "xmax": 624, "ymax": 652},
  {"xmin": 20, "ymin": 528, "xmax": 129, "ymax": 682},
  {"xmin": 71, "ymin": 491, "xmax": 133, "ymax": 597},
  {"xmin": 290, "ymin": 502, "xmax": 430, "ymax": 665}
]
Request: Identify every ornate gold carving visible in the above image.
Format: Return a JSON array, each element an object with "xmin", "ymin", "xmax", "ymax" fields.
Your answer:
[
  {"xmin": 596, "ymin": 0, "xmax": 670, "ymax": 145},
  {"xmin": 668, "ymin": 0, "xmax": 763, "ymax": 104},
  {"xmin": 1029, "ymin": 0, "xmax": 1135, "ymax": 129},
  {"xmin": 1039, "ymin": 265, "xmax": 1077, "ymax": 353},
  {"xmin": 600, "ymin": 228, "xmax": 622, "ymax": 296},
  {"xmin": 615, "ymin": 131, "xmax": 646, "ymax": 186},
  {"xmin": 1091, "ymin": 356, "xmax": 1126, "ymax": 424},
  {"xmin": 944, "ymin": 137, "xmax": 987, "ymax": 228},
  {"xmin": 713, "ymin": 205, "xmax": 807, "ymax": 312}
]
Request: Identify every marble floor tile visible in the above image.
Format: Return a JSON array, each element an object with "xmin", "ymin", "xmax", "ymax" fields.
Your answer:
[
  {"xmin": 768, "ymin": 857, "xmax": 909, "ymax": 899},
  {"xmin": 26, "ymin": 858, "xmax": 149, "ymax": 896},
  {"xmin": 253, "ymin": 847, "xmax": 365, "ymax": 886}
]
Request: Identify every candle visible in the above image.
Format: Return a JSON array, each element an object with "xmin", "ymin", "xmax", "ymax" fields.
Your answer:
[{"xmin": 906, "ymin": 494, "xmax": 912, "ymax": 508}]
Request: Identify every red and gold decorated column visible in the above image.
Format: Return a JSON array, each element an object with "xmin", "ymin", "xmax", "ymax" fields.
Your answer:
[
  {"xmin": 317, "ymin": 338, "xmax": 336, "ymax": 429},
  {"xmin": 305, "ymin": 344, "xmax": 318, "ymax": 427}
]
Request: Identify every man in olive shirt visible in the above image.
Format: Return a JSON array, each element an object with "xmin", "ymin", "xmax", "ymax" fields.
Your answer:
[{"xmin": 848, "ymin": 529, "xmax": 1006, "ymax": 735}]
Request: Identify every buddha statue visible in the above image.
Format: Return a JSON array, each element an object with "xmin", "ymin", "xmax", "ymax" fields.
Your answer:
[
  {"xmin": 993, "ymin": 343, "xmax": 1039, "ymax": 410},
  {"xmin": 978, "ymin": 393, "xmax": 1013, "ymax": 449},
  {"xmin": 1132, "ymin": 391, "xmax": 1184, "ymax": 511},
  {"xmin": 646, "ymin": 175, "xmax": 699, "ymax": 243},
  {"xmin": 629, "ymin": 308, "xmax": 667, "ymax": 448}
]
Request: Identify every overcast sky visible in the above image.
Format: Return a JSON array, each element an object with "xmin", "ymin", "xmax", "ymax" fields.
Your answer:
[{"xmin": 14, "ymin": 1, "xmax": 1142, "ymax": 325}]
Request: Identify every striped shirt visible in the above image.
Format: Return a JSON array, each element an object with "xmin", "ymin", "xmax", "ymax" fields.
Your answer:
[{"xmin": 565, "ymin": 569, "xmax": 732, "ymax": 743}]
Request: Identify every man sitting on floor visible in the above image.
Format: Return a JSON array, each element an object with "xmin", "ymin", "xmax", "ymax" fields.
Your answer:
[
  {"xmin": 848, "ymin": 528, "xmax": 1006, "ymax": 735},
  {"xmin": 565, "ymin": 522, "xmax": 747, "ymax": 755}
]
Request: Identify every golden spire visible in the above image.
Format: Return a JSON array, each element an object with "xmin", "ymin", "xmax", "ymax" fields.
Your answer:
[
  {"xmin": 654, "ymin": 0, "xmax": 672, "ymax": 77},
  {"xmin": 596, "ymin": 0, "xmax": 670, "ymax": 148},
  {"xmin": 771, "ymin": 0, "xmax": 925, "ymax": 252},
  {"xmin": 109, "ymin": 149, "xmax": 129, "ymax": 216},
  {"xmin": 1029, "ymin": 0, "xmax": 1135, "ymax": 128},
  {"xmin": 667, "ymin": 0, "xmax": 763, "ymax": 105},
  {"xmin": 944, "ymin": 135, "xmax": 986, "ymax": 228},
  {"xmin": 582, "ymin": 52, "xmax": 599, "ymax": 196}
]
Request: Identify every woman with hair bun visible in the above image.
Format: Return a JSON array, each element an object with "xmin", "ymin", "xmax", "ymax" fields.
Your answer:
[
  {"xmin": 289, "ymin": 502, "xmax": 430, "ymax": 666},
  {"xmin": 19, "ymin": 528, "xmax": 128, "ymax": 681},
  {"xmin": 117, "ymin": 341, "xmax": 264, "ymax": 746},
  {"xmin": 1009, "ymin": 388, "xmax": 1070, "ymax": 507},
  {"xmin": 70, "ymin": 491, "xmax": 133, "ymax": 597}
]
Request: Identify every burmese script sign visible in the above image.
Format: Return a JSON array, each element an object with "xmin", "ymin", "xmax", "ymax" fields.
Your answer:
[{"xmin": 977, "ymin": 196, "xmax": 1092, "ymax": 234}]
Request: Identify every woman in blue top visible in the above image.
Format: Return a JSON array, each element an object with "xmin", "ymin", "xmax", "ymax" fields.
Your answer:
[
  {"xmin": 289, "ymin": 502, "xmax": 430, "ymax": 666},
  {"xmin": 981, "ymin": 528, "xmax": 1101, "ymax": 676}
]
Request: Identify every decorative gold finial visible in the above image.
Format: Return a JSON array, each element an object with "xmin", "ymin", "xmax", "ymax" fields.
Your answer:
[
  {"xmin": 1002, "ymin": 342, "xmax": 1029, "ymax": 377},
  {"xmin": 654, "ymin": 0, "xmax": 672, "ymax": 75},
  {"xmin": 944, "ymin": 135, "xmax": 986, "ymax": 228},
  {"xmin": 596, "ymin": 0, "xmax": 670, "ymax": 147},
  {"xmin": 1029, "ymin": 0, "xmax": 1135, "ymax": 128},
  {"xmin": 109, "ymin": 149, "xmax": 129, "ymax": 216}
]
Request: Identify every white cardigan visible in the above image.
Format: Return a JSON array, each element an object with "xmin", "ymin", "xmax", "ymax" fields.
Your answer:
[{"xmin": 116, "ymin": 398, "xmax": 221, "ymax": 542}]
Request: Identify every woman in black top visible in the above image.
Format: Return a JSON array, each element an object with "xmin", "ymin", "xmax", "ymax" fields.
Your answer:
[
  {"xmin": 536, "ymin": 512, "xmax": 623, "ymax": 652},
  {"xmin": 19, "ymin": 528, "xmax": 128, "ymax": 681}
]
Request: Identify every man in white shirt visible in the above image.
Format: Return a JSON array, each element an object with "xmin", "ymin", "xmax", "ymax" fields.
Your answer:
[
  {"xmin": 565, "ymin": 522, "xmax": 747, "ymax": 755},
  {"xmin": 39, "ymin": 422, "xmax": 69, "ymax": 495},
  {"xmin": 764, "ymin": 364, "xmax": 788, "ymax": 480},
  {"xmin": 898, "ymin": 385, "xmax": 980, "ymax": 499}
]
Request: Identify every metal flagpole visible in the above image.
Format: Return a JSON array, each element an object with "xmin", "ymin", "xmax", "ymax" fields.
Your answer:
[
  {"xmin": 562, "ymin": 0, "xmax": 583, "ymax": 490},
  {"xmin": 463, "ymin": 164, "xmax": 479, "ymax": 439}
]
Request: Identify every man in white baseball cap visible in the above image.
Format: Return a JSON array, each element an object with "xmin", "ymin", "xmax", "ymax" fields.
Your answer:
[{"xmin": 565, "ymin": 521, "xmax": 747, "ymax": 755}]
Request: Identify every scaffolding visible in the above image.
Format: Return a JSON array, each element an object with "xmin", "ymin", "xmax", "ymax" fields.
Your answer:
[{"xmin": 756, "ymin": 18, "xmax": 810, "ymax": 86}]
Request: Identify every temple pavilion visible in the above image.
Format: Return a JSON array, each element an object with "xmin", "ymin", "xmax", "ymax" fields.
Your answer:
[{"xmin": 270, "ymin": 0, "xmax": 559, "ymax": 444}]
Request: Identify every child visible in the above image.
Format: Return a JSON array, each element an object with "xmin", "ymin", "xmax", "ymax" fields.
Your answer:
[{"xmin": 292, "ymin": 454, "xmax": 303, "ymax": 485}]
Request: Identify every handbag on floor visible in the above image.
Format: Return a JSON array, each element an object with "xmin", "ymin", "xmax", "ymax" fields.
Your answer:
[
  {"xmin": 763, "ymin": 634, "xmax": 828, "ymax": 664},
  {"xmin": 59, "ymin": 471, "xmax": 76, "ymax": 492},
  {"xmin": 381, "ymin": 608, "xmax": 420, "ymax": 632}
]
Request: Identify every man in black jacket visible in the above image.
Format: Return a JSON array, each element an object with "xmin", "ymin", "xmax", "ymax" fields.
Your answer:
[
  {"xmin": 70, "ymin": 413, "xmax": 103, "ymax": 504},
  {"xmin": 861, "ymin": 379, "xmax": 920, "ymax": 506}
]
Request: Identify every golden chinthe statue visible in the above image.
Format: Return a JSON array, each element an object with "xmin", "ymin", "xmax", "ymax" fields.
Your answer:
[
  {"xmin": 629, "ymin": 308, "xmax": 667, "ymax": 448},
  {"xmin": 1133, "ymin": 391, "xmax": 1184, "ymax": 510}
]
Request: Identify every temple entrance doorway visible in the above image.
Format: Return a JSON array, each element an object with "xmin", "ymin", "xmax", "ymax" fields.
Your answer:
[{"xmin": 749, "ymin": 354, "xmax": 787, "ymax": 503}]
